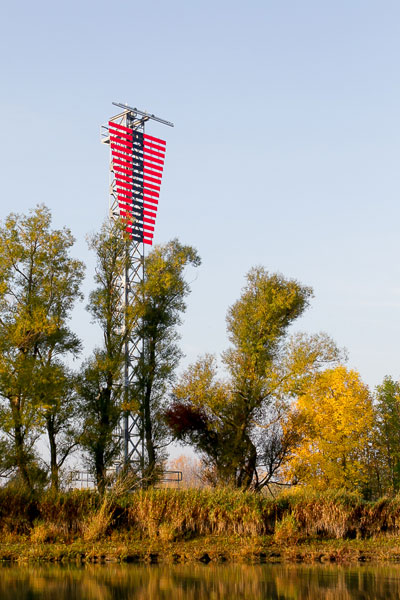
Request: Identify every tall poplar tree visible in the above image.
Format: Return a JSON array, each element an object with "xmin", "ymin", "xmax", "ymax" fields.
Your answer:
[
  {"xmin": 78, "ymin": 220, "xmax": 134, "ymax": 493},
  {"xmin": 374, "ymin": 376, "xmax": 400, "ymax": 495},
  {"xmin": 0, "ymin": 205, "xmax": 84, "ymax": 488},
  {"xmin": 79, "ymin": 225, "xmax": 200, "ymax": 490}
]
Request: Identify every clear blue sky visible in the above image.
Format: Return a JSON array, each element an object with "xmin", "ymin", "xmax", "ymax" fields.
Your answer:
[{"xmin": 1, "ymin": 0, "xmax": 400, "ymax": 390}]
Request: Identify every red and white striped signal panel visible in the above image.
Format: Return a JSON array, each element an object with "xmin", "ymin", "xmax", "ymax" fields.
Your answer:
[{"xmin": 108, "ymin": 120, "xmax": 166, "ymax": 245}]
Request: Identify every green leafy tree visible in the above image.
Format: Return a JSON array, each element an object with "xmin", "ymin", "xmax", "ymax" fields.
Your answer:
[
  {"xmin": 36, "ymin": 363, "xmax": 79, "ymax": 490},
  {"xmin": 373, "ymin": 376, "xmax": 400, "ymax": 495},
  {"xmin": 78, "ymin": 220, "xmax": 137, "ymax": 493},
  {"xmin": 79, "ymin": 225, "xmax": 200, "ymax": 491},
  {"xmin": 166, "ymin": 268, "xmax": 341, "ymax": 489},
  {"xmin": 0, "ymin": 205, "xmax": 84, "ymax": 488},
  {"xmin": 131, "ymin": 239, "xmax": 200, "ymax": 484}
]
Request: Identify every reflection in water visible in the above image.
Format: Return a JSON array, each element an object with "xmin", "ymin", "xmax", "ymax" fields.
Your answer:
[{"xmin": 1, "ymin": 563, "xmax": 400, "ymax": 599}]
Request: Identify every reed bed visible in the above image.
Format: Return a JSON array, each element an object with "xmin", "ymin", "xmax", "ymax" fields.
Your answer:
[{"xmin": 3, "ymin": 486, "xmax": 400, "ymax": 544}]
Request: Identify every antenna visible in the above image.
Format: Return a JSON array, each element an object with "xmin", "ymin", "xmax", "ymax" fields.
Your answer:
[
  {"xmin": 112, "ymin": 102, "xmax": 174, "ymax": 128},
  {"xmin": 102, "ymin": 103, "xmax": 173, "ymax": 477}
]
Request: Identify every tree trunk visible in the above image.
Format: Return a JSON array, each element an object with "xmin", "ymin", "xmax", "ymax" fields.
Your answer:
[
  {"xmin": 142, "ymin": 340, "xmax": 157, "ymax": 486},
  {"xmin": 237, "ymin": 436, "xmax": 257, "ymax": 489},
  {"xmin": 12, "ymin": 398, "xmax": 31, "ymax": 489},
  {"xmin": 46, "ymin": 416, "xmax": 59, "ymax": 491},
  {"xmin": 95, "ymin": 448, "xmax": 106, "ymax": 495}
]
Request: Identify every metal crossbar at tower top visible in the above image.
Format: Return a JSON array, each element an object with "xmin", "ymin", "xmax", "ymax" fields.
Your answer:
[{"xmin": 101, "ymin": 103, "xmax": 174, "ymax": 476}]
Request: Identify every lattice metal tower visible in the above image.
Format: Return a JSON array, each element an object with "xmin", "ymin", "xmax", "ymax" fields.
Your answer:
[{"xmin": 101, "ymin": 102, "xmax": 173, "ymax": 473}]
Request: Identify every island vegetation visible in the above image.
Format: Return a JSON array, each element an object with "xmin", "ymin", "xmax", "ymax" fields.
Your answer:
[{"xmin": 0, "ymin": 205, "xmax": 400, "ymax": 563}]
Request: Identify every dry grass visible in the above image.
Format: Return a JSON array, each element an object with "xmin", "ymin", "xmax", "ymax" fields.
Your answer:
[
  {"xmin": 83, "ymin": 496, "xmax": 114, "ymax": 542},
  {"xmin": 5, "ymin": 485, "xmax": 400, "ymax": 549}
]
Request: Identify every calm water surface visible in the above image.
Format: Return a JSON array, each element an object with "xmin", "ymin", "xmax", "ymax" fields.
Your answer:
[{"xmin": 1, "ymin": 563, "xmax": 400, "ymax": 599}]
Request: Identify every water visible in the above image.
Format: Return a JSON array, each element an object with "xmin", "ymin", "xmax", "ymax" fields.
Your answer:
[{"xmin": 1, "ymin": 563, "xmax": 400, "ymax": 599}]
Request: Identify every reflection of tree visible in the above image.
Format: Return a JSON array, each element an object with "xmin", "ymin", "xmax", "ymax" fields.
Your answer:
[{"xmin": 1, "ymin": 564, "xmax": 400, "ymax": 599}]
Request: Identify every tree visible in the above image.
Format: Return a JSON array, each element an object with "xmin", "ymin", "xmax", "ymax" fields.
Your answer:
[
  {"xmin": 36, "ymin": 363, "xmax": 79, "ymax": 490},
  {"xmin": 373, "ymin": 376, "xmax": 400, "ymax": 495},
  {"xmin": 167, "ymin": 454, "xmax": 206, "ymax": 488},
  {"xmin": 78, "ymin": 220, "xmax": 135, "ymax": 493},
  {"xmin": 0, "ymin": 205, "xmax": 84, "ymax": 489},
  {"xmin": 166, "ymin": 268, "xmax": 341, "ymax": 489},
  {"xmin": 79, "ymin": 227, "xmax": 200, "ymax": 491},
  {"xmin": 131, "ymin": 239, "xmax": 200, "ymax": 484},
  {"xmin": 282, "ymin": 366, "xmax": 374, "ymax": 492}
]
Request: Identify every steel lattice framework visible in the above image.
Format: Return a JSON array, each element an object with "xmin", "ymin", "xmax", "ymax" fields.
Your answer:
[{"xmin": 101, "ymin": 103, "xmax": 173, "ymax": 473}]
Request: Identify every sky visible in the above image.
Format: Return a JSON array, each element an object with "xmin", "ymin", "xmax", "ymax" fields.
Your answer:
[{"xmin": 1, "ymin": 0, "xmax": 400, "ymax": 393}]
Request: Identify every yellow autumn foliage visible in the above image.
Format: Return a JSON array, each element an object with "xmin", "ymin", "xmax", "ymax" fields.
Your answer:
[{"xmin": 283, "ymin": 366, "xmax": 374, "ymax": 491}]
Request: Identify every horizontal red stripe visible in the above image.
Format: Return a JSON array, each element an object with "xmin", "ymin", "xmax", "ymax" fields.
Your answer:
[
  {"xmin": 144, "ymin": 203, "xmax": 158, "ymax": 212},
  {"xmin": 143, "ymin": 174, "xmax": 161, "ymax": 185},
  {"xmin": 117, "ymin": 193, "xmax": 133, "ymax": 202},
  {"xmin": 143, "ymin": 196, "xmax": 158, "ymax": 206},
  {"xmin": 143, "ymin": 192, "xmax": 160, "ymax": 202},
  {"xmin": 111, "ymin": 146, "xmax": 132, "ymax": 157},
  {"xmin": 119, "ymin": 202, "xmax": 133, "ymax": 212},
  {"xmin": 143, "ymin": 138, "xmax": 165, "ymax": 151},
  {"xmin": 143, "ymin": 183, "xmax": 160, "ymax": 193},
  {"xmin": 142, "ymin": 154, "xmax": 164, "ymax": 166},
  {"xmin": 118, "ymin": 200, "xmax": 133, "ymax": 209},
  {"xmin": 143, "ymin": 140, "xmax": 166, "ymax": 154},
  {"xmin": 113, "ymin": 158, "xmax": 134, "ymax": 168},
  {"xmin": 108, "ymin": 121, "xmax": 132, "ymax": 134},
  {"xmin": 143, "ymin": 198, "xmax": 159, "ymax": 206},
  {"xmin": 115, "ymin": 173, "xmax": 133, "ymax": 184},
  {"xmin": 143, "ymin": 181, "xmax": 160, "ymax": 192},
  {"xmin": 116, "ymin": 181, "xmax": 133, "ymax": 190},
  {"xmin": 143, "ymin": 147, "xmax": 165, "ymax": 160},
  {"xmin": 143, "ymin": 133, "xmax": 166, "ymax": 146},
  {"xmin": 114, "ymin": 165, "xmax": 134, "ymax": 176},
  {"xmin": 143, "ymin": 162, "xmax": 164, "ymax": 171},
  {"xmin": 112, "ymin": 150, "xmax": 133, "ymax": 162},
  {"xmin": 111, "ymin": 143, "xmax": 133, "ymax": 154},
  {"xmin": 143, "ymin": 164, "xmax": 163, "ymax": 175},
  {"xmin": 117, "ymin": 187, "xmax": 132, "ymax": 196},
  {"xmin": 109, "ymin": 131, "xmax": 133, "ymax": 143},
  {"xmin": 110, "ymin": 135, "xmax": 133, "ymax": 147},
  {"xmin": 109, "ymin": 127, "xmax": 133, "ymax": 140},
  {"xmin": 143, "ymin": 223, "xmax": 154, "ymax": 232},
  {"xmin": 143, "ymin": 216, "xmax": 155, "ymax": 225},
  {"xmin": 144, "ymin": 206, "xmax": 158, "ymax": 214}
]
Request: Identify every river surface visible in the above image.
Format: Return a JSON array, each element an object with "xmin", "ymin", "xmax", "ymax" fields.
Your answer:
[{"xmin": 1, "ymin": 563, "xmax": 400, "ymax": 599}]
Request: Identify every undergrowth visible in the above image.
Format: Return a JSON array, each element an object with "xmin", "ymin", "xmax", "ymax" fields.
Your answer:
[{"xmin": 2, "ymin": 485, "xmax": 400, "ymax": 545}]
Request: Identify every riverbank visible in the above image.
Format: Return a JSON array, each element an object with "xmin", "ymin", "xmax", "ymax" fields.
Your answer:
[
  {"xmin": 3, "ymin": 536, "xmax": 400, "ymax": 564},
  {"xmin": 2, "ymin": 486, "xmax": 400, "ymax": 564}
]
